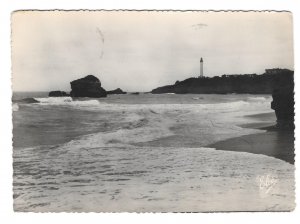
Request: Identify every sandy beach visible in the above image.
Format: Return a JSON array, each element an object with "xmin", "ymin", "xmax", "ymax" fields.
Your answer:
[{"xmin": 209, "ymin": 112, "xmax": 295, "ymax": 164}]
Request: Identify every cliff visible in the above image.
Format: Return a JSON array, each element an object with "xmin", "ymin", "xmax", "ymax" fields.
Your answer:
[
  {"xmin": 151, "ymin": 69, "xmax": 294, "ymax": 94},
  {"xmin": 70, "ymin": 75, "xmax": 107, "ymax": 98},
  {"xmin": 271, "ymin": 85, "xmax": 294, "ymax": 129}
]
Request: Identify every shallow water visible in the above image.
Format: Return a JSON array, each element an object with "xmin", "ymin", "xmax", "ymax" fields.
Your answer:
[{"xmin": 12, "ymin": 93, "xmax": 295, "ymax": 212}]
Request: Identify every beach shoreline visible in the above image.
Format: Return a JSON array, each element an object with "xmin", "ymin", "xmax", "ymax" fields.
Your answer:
[{"xmin": 208, "ymin": 112, "xmax": 295, "ymax": 164}]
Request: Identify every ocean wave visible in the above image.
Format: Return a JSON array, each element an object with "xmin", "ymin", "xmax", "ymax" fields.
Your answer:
[
  {"xmin": 18, "ymin": 95, "xmax": 271, "ymax": 114},
  {"xmin": 14, "ymin": 97, "xmax": 39, "ymax": 104},
  {"xmin": 34, "ymin": 97, "xmax": 104, "ymax": 108},
  {"xmin": 47, "ymin": 98, "xmax": 268, "ymax": 151},
  {"xmin": 14, "ymin": 96, "xmax": 272, "ymax": 148},
  {"xmin": 247, "ymin": 96, "xmax": 271, "ymax": 102},
  {"xmin": 203, "ymin": 100, "xmax": 250, "ymax": 110},
  {"xmin": 73, "ymin": 100, "xmax": 266, "ymax": 112},
  {"xmin": 60, "ymin": 110, "xmax": 174, "ymax": 149}
]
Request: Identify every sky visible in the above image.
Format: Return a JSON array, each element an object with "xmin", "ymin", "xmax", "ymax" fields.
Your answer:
[{"xmin": 12, "ymin": 11, "xmax": 294, "ymax": 92}]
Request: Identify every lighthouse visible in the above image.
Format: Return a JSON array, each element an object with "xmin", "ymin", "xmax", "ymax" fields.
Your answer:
[{"xmin": 200, "ymin": 57, "xmax": 203, "ymax": 77}]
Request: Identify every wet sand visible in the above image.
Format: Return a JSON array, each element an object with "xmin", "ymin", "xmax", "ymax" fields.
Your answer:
[{"xmin": 208, "ymin": 112, "xmax": 295, "ymax": 164}]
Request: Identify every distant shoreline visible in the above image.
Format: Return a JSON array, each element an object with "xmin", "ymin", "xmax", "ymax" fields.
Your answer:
[{"xmin": 151, "ymin": 68, "xmax": 293, "ymax": 95}]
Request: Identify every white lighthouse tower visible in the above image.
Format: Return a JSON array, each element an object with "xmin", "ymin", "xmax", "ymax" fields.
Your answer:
[{"xmin": 200, "ymin": 57, "xmax": 203, "ymax": 77}]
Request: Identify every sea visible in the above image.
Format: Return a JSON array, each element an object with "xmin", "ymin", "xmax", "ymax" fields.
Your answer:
[{"xmin": 12, "ymin": 92, "xmax": 295, "ymax": 212}]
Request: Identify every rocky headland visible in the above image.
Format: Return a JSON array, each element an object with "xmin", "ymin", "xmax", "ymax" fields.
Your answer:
[
  {"xmin": 151, "ymin": 69, "xmax": 293, "ymax": 94},
  {"xmin": 151, "ymin": 68, "xmax": 294, "ymax": 129}
]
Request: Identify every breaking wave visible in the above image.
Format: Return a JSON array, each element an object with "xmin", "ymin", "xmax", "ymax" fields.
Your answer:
[
  {"xmin": 247, "ymin": 96, "xmax": 271, "ymax": 102},
  {"xmin": 14, "ymin": 96, "xmax": 271, "ymax": 115},
  {"xmin": 36, "ymin": 97, "xmax": 102, "ymax": 106},
  {"xmin": 13, "ymin": 97, "xmax": 106, "ymax": 110}
]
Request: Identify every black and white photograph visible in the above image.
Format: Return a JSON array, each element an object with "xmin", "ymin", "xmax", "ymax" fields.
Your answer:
[{"xmin": 11, "ymin": 10, "xmax": 295, "ymax": 212}]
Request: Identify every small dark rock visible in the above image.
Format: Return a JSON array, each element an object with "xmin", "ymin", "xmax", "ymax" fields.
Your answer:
[
  {"xmin": 107, "ymin": 88, "xmax": 127, "ymax": 94},
  {"xmin": 16, "ymin": 98, "xmax": 39, "ymax": 104},
  {"xmin": 49, "ymin": 91, "xmax": 69, "ymax": 97}
]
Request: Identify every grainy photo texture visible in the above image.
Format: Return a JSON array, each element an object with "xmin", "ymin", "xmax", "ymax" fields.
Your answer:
[{"xmin": 12, "ymin": 11, "xmax": 295, "ymax": 212}]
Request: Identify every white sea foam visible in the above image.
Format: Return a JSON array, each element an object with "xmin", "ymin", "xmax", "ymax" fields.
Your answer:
[
  {"xmin": 13, "ymin": 145, "xmax": 295, "ymax": 212},
  {"xmin": 45, "ymin": 98, "xmax": 270, "ymax": 153},
  {"xmin": 60, "ymin": 107, "xmax": 174, "ymax": 149},
  {"xmin": 32, "ymin": 95, "xmax": 271, "ymax": 115},
  {"xmin": 247, "ymin": 96, "xmax": 271, "ymax": 102},
  {"xmin": 192, "ymin": 96, "xmax": 202, "ymax": 100},
  {"xmin": 12, "ymin": 103, "xmax": 19, "ymax": 112},
  {"xmin": 35, "ymin": 97, "xmax": 72, "ymax": 103},
  {"xmin": 77, "ymin": 99, "xmax": 269, "ymax": 114},
  {"xmin": 35, "ymin": 97, "xmax": 104, "ymax": 108}
]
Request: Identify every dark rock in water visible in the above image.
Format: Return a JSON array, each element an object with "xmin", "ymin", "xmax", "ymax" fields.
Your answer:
[
  {"xmin": 131, "ymin": 92, "xmax": 139, "ymax": 95},
  {"xmin": 271, "ymin": 85, "xmax": 294, "ymax": 129},
  {"xmin": 49, "ymin": 91, "xmax": 69, "ymax": 97},
  {"xmin": 107, "ymin": 88, "xmax": 127, "ymax": 94},
  {"xmin": 16, "ymin": 98, "xmax": 39, "ymax": 104},
  {"xmin": 70, "ymin": 75, "xmax": 107, "ymax": 98}
]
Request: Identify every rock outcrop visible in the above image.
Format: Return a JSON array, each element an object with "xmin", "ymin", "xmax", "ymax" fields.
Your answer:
[
  {"xmin": 107, "ymin": 88, "xmax": 127, "ymax": 94},
  {"xmin": 70, "ymin": 75, "xmax": 107, "ymax": 98},
  {"xmin": 49, "ymin": 91, "xmax": 69, "ymax": 97},
  {"xmin": 271, "ymin": 85, "xmax": 294, "ymax": 129}
]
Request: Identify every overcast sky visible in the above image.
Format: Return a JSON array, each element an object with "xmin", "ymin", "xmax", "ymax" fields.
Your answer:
[{"xmin": 12, "ymin": 11, "xmax": 294, "ymax": 92}]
